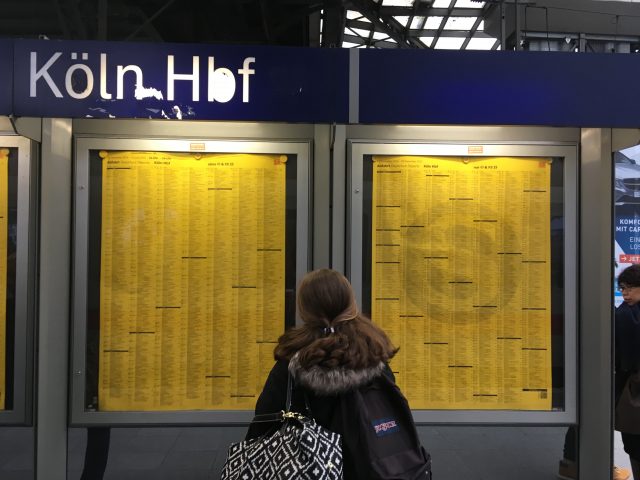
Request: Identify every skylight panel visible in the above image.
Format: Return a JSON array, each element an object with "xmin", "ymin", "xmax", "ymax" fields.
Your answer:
[
  {"xmin": 347, "ymin": 10, "xmax": 364, "ymax": 20},
  {"xmin": 394, "ymin": 16, "xmax": 410, "ymax": 25},
  {"xmin": 434, "ymin": 37, "xmax": 466, "ymax": 49},
  {"xmin": 432, "ymin": 0, "xmax": 453, "ymax": 7},
  {"xmin": 342, "ymin": 41, "xmax": 361, "ymax": 48},
  {"xmin": 351, "ymin": 27, "xmax": 373, "ymax": 38},
  {"xmin": 411, "ymin": 16, "xmax": 426, "ymax": 29},
  {"xmin": 372, "ymin": 31, "xmax": 390, "ymax": 40},
  {"xmin": 455, "ymin": 0, "xmax": 485, "ymax": 7},
  {"xmin": 382, "ymin": 0, "xmax": 414, "ymax": 5},
  {"xmin": 466, "ymin": 36, "xmax": 498, "ymax": 50},
  {"xmin": 425, "ymin": 16, "xmax": 444, "ymax": 29},
  {"xmin": 419, "ymin": 36, "xmax": 435, "ymax": 47},
  {"xmin": 443, "ymin": 16, "xmax": 477, "ymax": 30}
]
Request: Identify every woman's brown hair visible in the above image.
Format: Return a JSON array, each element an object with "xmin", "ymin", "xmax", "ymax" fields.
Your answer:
[{"xmin": 274, "ymin": 269, "xmax": 398, "ymax": 369}]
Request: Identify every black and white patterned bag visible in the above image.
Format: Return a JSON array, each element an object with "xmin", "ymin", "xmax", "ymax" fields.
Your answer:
[
  {"xmin": 221, "ymin": 411, "xmax": 342, "ymax": 479},
  {"xmin": 221, "ymin": 374, "xmax": 343, "ymax": 480}
]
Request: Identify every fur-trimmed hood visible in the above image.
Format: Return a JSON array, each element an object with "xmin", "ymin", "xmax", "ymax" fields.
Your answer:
[{"xmin": 288, "ymin": 352, "xmax": 385, "ymax": 396}]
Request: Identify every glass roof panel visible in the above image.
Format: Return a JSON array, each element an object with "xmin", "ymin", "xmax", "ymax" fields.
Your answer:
[
  {"xmin": 419, "ymin": 36, "xmax": 435, "ymax": 48},
  {"xmin": 382, "ymin": 0, "xmax": 414, "ymax": 5},
  {"xmin": 351, "ymin": 27, "xmax": 373, "ymax": 38},
  {"xmin": 342, "ymin": 2, "xmax": 492, "ymax": 50},
  {"xmin": 434, "ymin": 37, "xmax": 466, "ymax": 49},
  {"xmin": 466, "ymin": 36, "xmax": 498, "ymax": 50},
  {"xmin": 393, "ymin": 15, "xmax": 427, "ymax": 29},
  {"xmin": 425, "ymin": 16, "xmax": 444, "ymax": 29},
  {"xmin": 411, "ymin": 16, "xmax": 426, "ymax": 29},
  {"xmin": 443, "ymin": 16, "xmax": 477, "ymax": 30},
  {"xmin": 372, "ymin": 31, "xmax": 390, "ymax": 40},
  {"xmin": 455, "ymin": 0, "xmax": 485, "ymax": 7}
]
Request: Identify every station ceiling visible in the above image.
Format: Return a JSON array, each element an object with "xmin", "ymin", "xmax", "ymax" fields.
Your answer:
[{"xmin": 1, "ymin": 0, "xmax": 640, "ymax": 52}]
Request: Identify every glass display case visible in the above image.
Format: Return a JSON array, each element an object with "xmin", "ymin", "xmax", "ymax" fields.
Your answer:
[
  {"xmin": 0, "ymin": 134, "xmax": 36, "ymax": 426},
  {"xmin": 71, "ymin": 137, "xmax": 311, "ymax": 425},
  {"xmin": 348, "ymin": 141, "xmax": 577, "ymax": 424}
]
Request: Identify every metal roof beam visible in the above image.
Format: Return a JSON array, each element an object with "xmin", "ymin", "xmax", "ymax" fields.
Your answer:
[
  {"xmin": 380, "ymin": 6, "xmax": 483, "ymax": 16},
  {"xmin": 124, "ymin": 0, "xmax": 177, "ymax": 41},
  {"xmin": 322, "ymin": 1, "xmax": 346, "ymax": 47},
  {"xmin": 347, "ymin": 0, "xmax": 427, "ymax": 48},
  {"xmin": 431, "ymin": 0, "xmax": 456, "ymax": 49}
]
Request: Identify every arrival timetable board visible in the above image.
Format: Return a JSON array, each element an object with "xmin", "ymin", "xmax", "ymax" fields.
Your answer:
[
  {"xmin": 0, "ymin": 149, "xmax": 6, "ymax": 410},
  {"xmin": 98, "ymin": 151, "xmax": 285, "ymax": 411},
  {"xmin": 372, "ymin": 155, "xmax": 552, "ymax": 410}
]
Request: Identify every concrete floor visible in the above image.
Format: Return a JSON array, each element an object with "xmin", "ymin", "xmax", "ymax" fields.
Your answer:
[
  {"xmin": 62, "ymin": 425, "xmax": 570, "ymax": 480},
  {"xmin": 0, "ymin": 424, "xmax": 625, "ymax": 479}
]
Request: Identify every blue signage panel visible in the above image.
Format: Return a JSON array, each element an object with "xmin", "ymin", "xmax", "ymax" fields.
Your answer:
[
  {"xmin": 0, "ymin": 40, "xmax": 12, "ymax": 115},
  {"xmin": 359, "ymin": 49, "xmax": 640, "ymax": 127},
  {"xmin": 13, "ymin": 39, "xmax": 349, "ymax": 122}
]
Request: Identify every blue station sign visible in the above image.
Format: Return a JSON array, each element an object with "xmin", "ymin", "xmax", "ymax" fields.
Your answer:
[
  {"xmin": 12, "ymin": 39, "xmax": 349, "ymax": 122},
  {"xmin": 7, "ymin": 39, "xmax": 640, "ymax": 126},
  {"xmin": 0, "ymin": 40, "xmax": 12, "ymax": 115}
]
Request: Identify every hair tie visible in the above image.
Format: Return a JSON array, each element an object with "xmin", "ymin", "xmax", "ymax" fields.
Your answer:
[{"xmin": 322, "ymin": 326, "xmax": 335, "ymax": 336}]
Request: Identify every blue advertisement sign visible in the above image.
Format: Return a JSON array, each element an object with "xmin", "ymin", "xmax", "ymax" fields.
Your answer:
[
  {"xmin": 0, "ymin": 40, "xmax": 12, "ymax": 115},
  {"xmin": 614, "ymin": 145, "xmax": 640, "ymax": 306},
  {"xmin": 359, "ymin": 49, "xmax": 640, "ymax": 127},
  {"xmin": 12, "ymin": 39, "xmax": 349, "ymax": 122}
]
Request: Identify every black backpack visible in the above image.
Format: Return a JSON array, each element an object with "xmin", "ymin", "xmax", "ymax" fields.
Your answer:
[{"xmin": 336, "ymin": 373, "xmax": 432, "ymax": 479}]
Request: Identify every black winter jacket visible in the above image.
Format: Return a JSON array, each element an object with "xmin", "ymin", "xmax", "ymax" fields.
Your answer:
[
  {"xmin": 615, "ymin": 302, "xmax": 640, "ymax": 403},
  {"xmin": 246, "ymin": 355, "xmax": 394, "ymax": 479}
]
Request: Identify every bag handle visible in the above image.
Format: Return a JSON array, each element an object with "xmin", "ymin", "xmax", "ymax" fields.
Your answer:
[
  {"xmin": 285, "ymin": 371, "xmax": 294, "ymax": 411},
  {"xmin": 249, "ymin": 370, "xmax": 314, "ymax": 426},
  {"xmin": 286, "ymin": 372, "xmax": 312, "ymax": 416}
]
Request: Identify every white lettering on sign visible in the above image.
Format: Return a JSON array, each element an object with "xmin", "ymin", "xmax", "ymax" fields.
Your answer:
[
  {"xmin": 28, "ymin": 51, "xmax": 256, "ymax": 104},
  {"xmin": 30, "ymin": 51, "xmax": 63, "ymax": 97},
  {"xmin": 238, "ymin": 57, "xmax": 255, "ymax": 102},
  {"xmin": 167, "ymin": 55, "xmax": 199, "ymax": 101}
]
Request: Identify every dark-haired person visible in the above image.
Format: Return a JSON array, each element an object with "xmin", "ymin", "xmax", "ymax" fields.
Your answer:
[
  {"xmin": 615, "ymin": 264, "xmax": 640, "ymax": 480},
  {"xmin": 246, "ymin": 268, "xmax": 399, "ymax": 478},
  {"xmin": 558, "ymin": 265, "xmax": 638, "ymax": 480}
]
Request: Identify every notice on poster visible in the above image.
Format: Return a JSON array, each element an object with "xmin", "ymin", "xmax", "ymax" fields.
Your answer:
[
  {"xmin": 0, "ymin": 149, "xmax": 6, "ymax": 410},
  {"xmin": 372, "ymin": 155, "xmax": 552, "ymax": 410},
  {"xmin": 99, "ymin": 151, "xmax": 286, "ymax": 411}
]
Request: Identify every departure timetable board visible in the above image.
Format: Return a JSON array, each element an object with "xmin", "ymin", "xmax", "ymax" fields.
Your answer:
[
  {"xmin": 98, "ymin": 151, "xmax": 286, "ymax": 411},
  {"xmin": 0, "ymin": 149, "xmax": 6, "ymax": 410},
  {"xmin": 372, "ymin": 155, "xmax": 552, "ymax": 410}
]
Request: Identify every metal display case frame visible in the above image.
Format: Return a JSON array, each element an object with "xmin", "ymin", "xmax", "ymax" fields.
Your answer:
[
  {"xmin": 0, "ymin": 134, "xmax": 36, "ymax": 425},
  {"xmin": 72, "ymin": 136, "xmax": 311, "ymax": 425},
  {"xmin": 348, "ymin": 140, "xmax": 578, "ymax": 424}
]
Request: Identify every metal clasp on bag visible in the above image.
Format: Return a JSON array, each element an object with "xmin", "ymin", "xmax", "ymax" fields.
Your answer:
[{"xmin": 282, "ymin": 411, "xmax": 305, "ymax": 421}]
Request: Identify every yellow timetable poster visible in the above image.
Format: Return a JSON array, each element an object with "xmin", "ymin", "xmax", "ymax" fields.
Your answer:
[
  {"xmin": 0, "ymin": 149, "xmax": 7, "ymax": 410},
  {"xmin": 99, "ymin": 151, "xmax": 286, "ymax": 411},
  {"xmin": 372, "ymin": 155, "xmax": 552, "ymax": 410}
]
